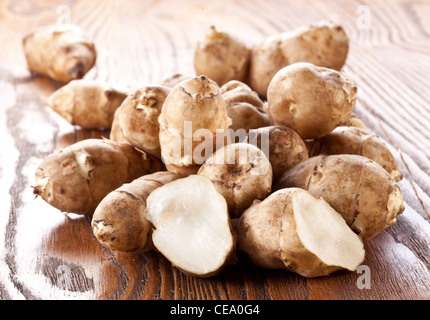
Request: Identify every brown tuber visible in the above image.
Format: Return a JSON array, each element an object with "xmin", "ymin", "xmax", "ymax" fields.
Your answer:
[
  {"xmin": 248, "ymin": 21, "xmax": 349, "ymax": 97},
  {"xmin": 46, "ymin": 79, "xmax": 128, "ymax": 129},
  {"xmin": 307, "ymin": 126, "xmax": 402, "ymax": 182},
  {"xmin": 33, "ymin": 138, "xmax": 164, "ymax": 217},
  {"xmin": 194, "ymin": 26, "xmax": 250, "ymax": 86},
  {"xmin": 267, "ymin": 62, "xmax": 357, "ymax": 139},
  {"xmin": 158, "ymin": 75, "xmax": 232, "ymax": 175},
  {"xmin": 339, "ymin": 113, "xmax": 370, "ymax": 132},
  {"xmin": 236, "ymin": 188, "xmax": 365, "ymax": 278},
  {"xmin": 109, "ymin": 106, "xmax": 128, "ymax": 143},
  {"xmin": 92, "ymin": 171, "xmax": 182, "ymax": 252},
  {"xmin": 220, "ymin": 80, "xmax": 273, "ymax": 133},
  {"xmin": 118, "ymin": 85, "xmax": 171, "ymax": 158},
  {"xmin": 23, "ymin": 24, "xmax": 96, "ymax": 83},
  {"xmin": 197, "ymin": 143, "xmax": 272, "ymax": 218},
  {"xmin": 274, "ymin": 154, "xmax": 405, "ymax": 240},
  {"xmin": 159, "ymin": 73, "xmax": 194, "ymax": 88},
  {"xmin": 244, "ymin": 125, "xmax": 309, "ymax": 182}
]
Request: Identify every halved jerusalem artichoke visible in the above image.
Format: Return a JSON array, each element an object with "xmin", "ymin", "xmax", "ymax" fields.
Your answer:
[
  {"xmin": 146, "ymin": 175, "xmax": 235, "ymax": 277},
  {"xmin": 274, "ymin": 154, "xmax": 405, "ymax": 240},
  {"xmin": 237, "ymin": 188, "xmax": 365, "ymax": 278},
  {"xmin": 92, "ymin": 171, "xmax": 182, "ymax": 253}
]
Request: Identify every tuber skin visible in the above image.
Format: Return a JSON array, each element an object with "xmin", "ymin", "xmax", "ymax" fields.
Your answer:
[
  {"xmin": 307, "ymin": 126, "xmax": 402, "ymax": 182},
  {"xmin": 267, "ymin": 62, "xmax": 357, "ymax": 139},
  {"xmin": 274, "ymin": 154, "xmax": 405, "ymax": 240},
  {"xmin": 23, "ymin": 24, "xmax": 96, "ymax": 83},
  {"xmin": 118, "ymin": 85, "xmax": 171, "ymax": 159},
  {"xmin": 248, "ymin": 21, "xmax": 349, "ymax": 97},
  {"xmin": 236, "ymin": 188, "xmax": 365, "ymax": 278},
  {"xmin": 194, "ymin": 26, "xmax": 250, "ymax": 86},
  {"xmin": 158, "ymin": 75, "xmax": 232, "ymax": 175},
  {"xmin": 159, "ymin": 73, "xmax": 194, "ymax": 88},
  {"xmin": 220, "ymin": 80, "xmax": 273, "ymax": 133},
  {"xmin": 244, "ymin": 125, "xmax": 309, "ymax": 182},
  {"xmin": 46, "ymin": 79, "xmax": 128, "ymax": 129},
  {"xmin": 33, "ymin": 138, "xmax": 164, "ymax": 217},
  {"xmin": 197, "ymin": 143, "xmax": 273, "ymax": 218},
  {"xmin": 92, "ymin": 171, "xmax": 182, "ymax": 253},
  {"xmin": 339, "ymin": 113, "xmax": 370, "ymax": 132},
  {"xmin": 109, "ymin": 106, "xmax": 128, "ymax": 143}
]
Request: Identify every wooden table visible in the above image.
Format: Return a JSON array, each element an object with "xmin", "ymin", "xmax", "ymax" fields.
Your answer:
[{"xmin": 1, "ymin": 0, "xmax": 429, "ymax": 300}]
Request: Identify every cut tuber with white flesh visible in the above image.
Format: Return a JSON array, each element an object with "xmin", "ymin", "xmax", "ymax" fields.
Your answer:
[
  {"xmin": 146, "ymin": 175, "xmax": 235, "ymax": 277},
  {"xmin": 237, "ymin": 188, "xmax": 365, "ymax": 278},
  {"xmin": 92, "ymin": 171, "xmax": 183, "ymax": 253}
]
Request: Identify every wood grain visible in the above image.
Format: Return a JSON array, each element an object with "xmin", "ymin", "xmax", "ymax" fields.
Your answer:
[{"xmin": 0, "ymin": 0, "xmax": 429, "ymax": 300}]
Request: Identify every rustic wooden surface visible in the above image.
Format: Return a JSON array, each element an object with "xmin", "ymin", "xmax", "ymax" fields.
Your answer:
[{"xmin": 0, "ymin": 0, "xmax": 429, "ymax": 300}]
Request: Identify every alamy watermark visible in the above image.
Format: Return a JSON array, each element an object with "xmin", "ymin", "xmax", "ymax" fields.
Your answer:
[
  {"xmin": 55, "ymin": 264, "xmax": 73, "ymax": 291},
  {"xmin": 357, "ymin": 5, "xmax": 371, "ymax": 30},
  {"xmin": 160, "ymin": 121, "xmax": 270, "ymax": 175},
  {"xmin": 57, "ymin": 5, "xmax": 71, "ymax": 24},
  {"xmin": 356, "ymin": 265, "xmax": 371, "ymax": 289}
]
